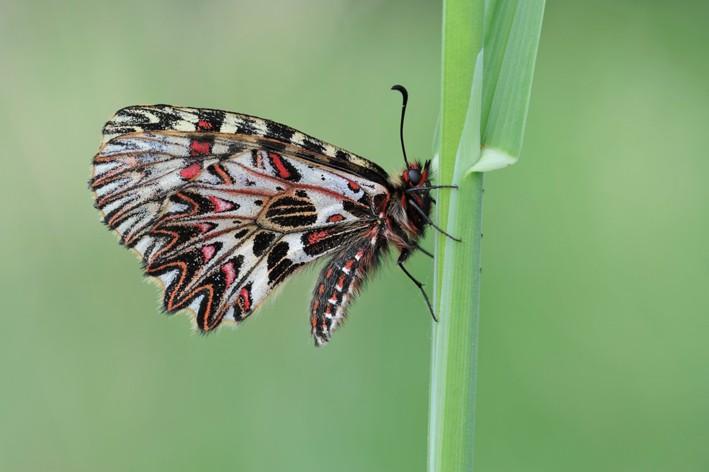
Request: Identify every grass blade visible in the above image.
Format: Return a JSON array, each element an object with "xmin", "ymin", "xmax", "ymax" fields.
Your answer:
[{"xmin": 474, "ymin": 0, "xmax": 546, "ymax": 171}]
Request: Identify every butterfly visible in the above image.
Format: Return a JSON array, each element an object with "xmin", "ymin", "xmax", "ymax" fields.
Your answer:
[{"xmin": 90, "ymin": 85, "xmax": 457, "ymax": 346}]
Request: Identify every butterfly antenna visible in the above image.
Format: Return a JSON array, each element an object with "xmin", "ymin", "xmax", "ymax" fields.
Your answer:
[{"xmin": 391, "ymin": 84, "xmax": 410, "ymax": 166}]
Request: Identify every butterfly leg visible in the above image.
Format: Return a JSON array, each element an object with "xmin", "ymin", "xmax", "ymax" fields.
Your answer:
[
  {"xmin": 409, "ymin": 200, "xmax": 461, "ymax": 242},
  {"xmin": 415, "ymin": 243, "xmax": 434, "ymax": 259},
  {"xmin": 397, "ymin": 251, "xmax": 438, "ymax": 322}
]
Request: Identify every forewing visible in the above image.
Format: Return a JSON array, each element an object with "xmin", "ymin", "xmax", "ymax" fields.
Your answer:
[
  {"xmin": 101, "ymin": 104, "xmax": 392, "ymax": 189},
  {"xmin": 90, "ymin": 105, "xmax": 390, "ymax": 331}
]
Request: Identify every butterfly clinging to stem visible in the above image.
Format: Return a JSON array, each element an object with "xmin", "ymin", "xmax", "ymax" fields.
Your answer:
[{"xmin": 90, "ymin": 85, "xmax": 458, "ymax": 346}]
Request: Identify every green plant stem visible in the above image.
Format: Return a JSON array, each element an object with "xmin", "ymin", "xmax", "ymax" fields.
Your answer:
[
  {"xmin": 428, "ymin": 0, "xmax": 484, "ymax": 471},
  {"xmin": 427, "ymin": 1, "xmax": 545, "ymax": 470}
]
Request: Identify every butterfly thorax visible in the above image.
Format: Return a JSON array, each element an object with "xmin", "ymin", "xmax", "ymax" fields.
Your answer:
[{"xmin": 384, "ymin": 160, "xmax": 432, "ymax": 259}]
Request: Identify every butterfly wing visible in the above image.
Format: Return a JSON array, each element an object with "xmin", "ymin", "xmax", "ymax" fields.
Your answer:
[
  {"xmin": 91, "ymin": 105, "xmax": 391, "ymax": 331},
  {"xmin": 101, "ymin": 104, "xmax": 392, "ymax": 189}
]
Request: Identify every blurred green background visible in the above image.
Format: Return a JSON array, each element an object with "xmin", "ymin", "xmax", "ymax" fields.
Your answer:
[{"xmin": 2, "ymin": 0, "xmax": 708, "ymax": 470}]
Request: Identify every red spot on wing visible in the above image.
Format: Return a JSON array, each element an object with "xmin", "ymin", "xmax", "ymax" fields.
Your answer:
[
  {"xmin": 238, "ymin": 287, "xmax": 252, "ymax": 311},
  {"xmin": 222, "ymin": 262, "xmax": 236, "ymax": 287},
  {"xmin": 179, "ymin": 163, "xmax": 202, "ymax": 180},
  {"xmin": 201, "ymin": 245, "xmax": 216, "ymax": 262},
  {"xmin": 197, "ymin": 119, "xmax": 213, "ymax": 130},
  {"xmin": 207, "ymin": 195, "xmax": 234, "ymax": 213},
  {"xmin": 307, "ymin": 230, "xmax": 330, "ymax": 245},
  {"xmin": 347, "ymin": 180, "xmax": 360, "ymax": 192},
  {"xmin": 190, "ymin": 140, "xmax": 212, "ymax": 156},
  {"xmin": 318, "ymin": 283, "xmax": 326, "ymax": 295},
  {"xmin": 327, "ymin": 214, "xmax": 345, "ymax": 223},
  {"xmin": 269, "ymin": 152, "xmax": 291, "ymax": 179},
  {"xmin": 196, "ymin": 223, "xmax": 212, "ymax": 233},
  {"xmin": 343, "ymin": 260, "xmax": 355, "ymax": 271}
]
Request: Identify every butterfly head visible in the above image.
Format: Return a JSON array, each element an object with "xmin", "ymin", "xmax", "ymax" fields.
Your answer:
[
  {"xmin": 401, "ymin": 160, "xmax": 431, "ymax": 189},
  {"xmin": 398, "ymin": 160, "xmax": 433, "ymax": 233}
]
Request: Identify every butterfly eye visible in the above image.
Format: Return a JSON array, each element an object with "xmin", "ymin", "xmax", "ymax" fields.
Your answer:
[{"xmin": 407, "ymin": 169, "xmax": 421, "ymax": 185}]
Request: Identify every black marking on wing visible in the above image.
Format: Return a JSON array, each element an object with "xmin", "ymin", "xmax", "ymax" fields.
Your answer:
[
  {"xmin": 301, "ymin": 138, "xmax": 325, "ymax": 154},
  {"xmin": 233, "ymin": 228, "xmax": 250, "ymax": 240},
  {"xmin": 265, "ymin": 241, "xmax": 303, "ymax": 285},
  {"xmin": 253, "ymin": 231, "xmax": 276, "ymax": 257},
  {"xmin": 266, "ymin": 120, "xmax": 295, "ymax": 142},
  {"xmin": 236, "ymin": 116, "xmax": 257, "ymax": 135},
  {"xmin": 265, "ymin": 196, "xmax": 318, "ymax": 228},
  {"xmin": 270, "ymin": 260, "xmax": 304, "ymax": 286},
  {"xmin": 102, "ymin": 105, "xmax": 180, "ymax": 136}
]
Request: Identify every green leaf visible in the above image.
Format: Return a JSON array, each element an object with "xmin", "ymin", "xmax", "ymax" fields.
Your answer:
[{"xmin": 473, "ymin": 0, "xmax": 546, "ymax": 171}]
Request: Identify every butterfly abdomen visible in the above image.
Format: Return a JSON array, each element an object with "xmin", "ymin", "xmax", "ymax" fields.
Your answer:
[{"xmin": 310, "ymin": 225, "xmax": 388, "ymax": 346}]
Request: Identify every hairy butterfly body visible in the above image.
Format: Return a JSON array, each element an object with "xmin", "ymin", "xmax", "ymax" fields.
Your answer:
[{"xmin": 90, "ymin": 90, "xmax": 444, "ymax": 346}]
